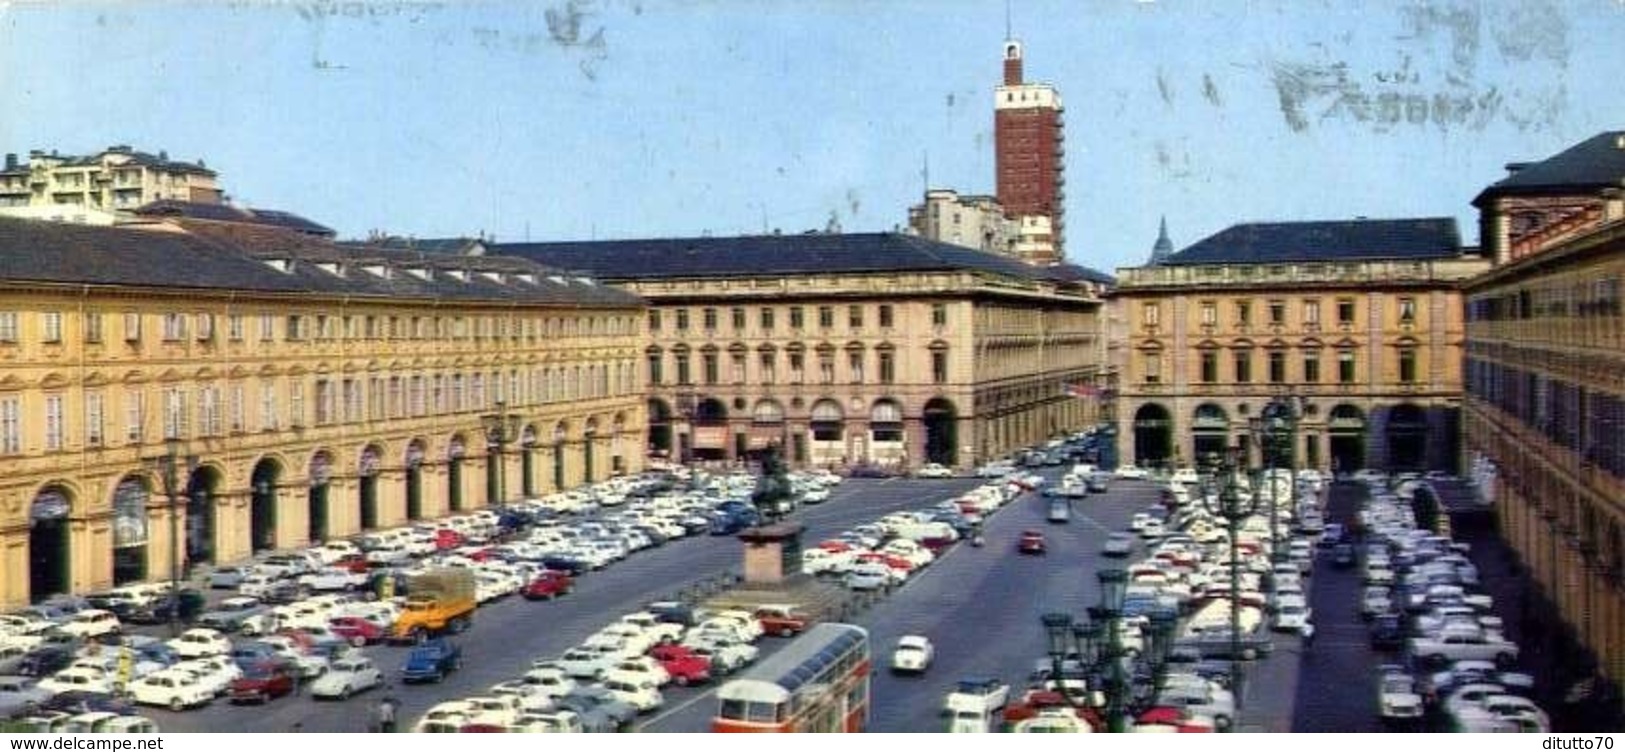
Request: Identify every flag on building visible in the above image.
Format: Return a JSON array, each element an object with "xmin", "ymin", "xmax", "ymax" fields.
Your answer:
[{"xmin": 1063, "ymin": 383, "xmax": 1101, "ymax": 399}]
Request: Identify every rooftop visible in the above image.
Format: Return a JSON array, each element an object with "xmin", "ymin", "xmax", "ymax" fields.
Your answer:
[
  {"xmin": 1157, "ymin": 218, "xmax": 1464, "ymax": 266},
  {"xmin": 1475, "ymin": 131, "xmax": 1625, "ymax": 204},
  {"xmin": 490, "ymin": 232, "xmax": 1112, "ymax": 287},
  {"xmin": 134, "ymin": 200, "xmax": 335, "ymax": 238}
]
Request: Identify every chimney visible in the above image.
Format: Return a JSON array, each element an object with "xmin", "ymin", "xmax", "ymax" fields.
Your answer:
[{"xmin": 4, "ymin": 153, "xmax": 15, "ymax": 170}]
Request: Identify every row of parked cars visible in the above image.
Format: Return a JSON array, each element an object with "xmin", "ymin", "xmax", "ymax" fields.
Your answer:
[{"xmin": 1349, "ymin": 474, "xmax": 1551, "ymax": 733}]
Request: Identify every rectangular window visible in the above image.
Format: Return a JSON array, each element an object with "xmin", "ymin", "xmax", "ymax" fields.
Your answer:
[
  {"xmin": 227, "ymin": 314, "xmax": 244, "ymax": 341},
  {"xmin": 878, "ymin": 305, "xmax": 894, "ymax": 328},
  {"xmin": 788, "ymin": 352, "xmax": 804, "ymax": 383},
  {"xmin": 1143, "ymin": 352, "xmax": 1161, "ymax": 384},
  {"xmin": 759, "ymin": 351, "xmax": 776, "ymax": 384},
  {"xmin": 848, "ymin": 351, "xmax": 864, "ymax": 383},
  {"xmin": 932, "ymin": 350, "xmax": 949, "ymax": 384},
  {"xmin": 1268, "ymin": 300, "xmax": 1285, "ymax": 325},
  {"xmin": 410, "ymin": 376, "xmax": 425, "ymax": 416},
  {"xmin": 259, "ymin": 313, "xmax": 275, "ymax": 341},
  {"xmin": 85, "ymin": 391, "xmax": 104, "ymax": 446},
  {"xmin": 818, "ymin": 306, "xmax": 834, "ymax": 329},
  {"xmin": 818, "ymin": 352, "xmax": 835, "ymax": 384},
  {"xmin": 931, "ymin": 303, "xmax": 948, "ymax": 327},
  {"xmin": 790, "ymin": 306, "xmax": 805, "ymax": 329},
  {"xmin": 0, "ymin": 397, "xmax": 18, "ymax": 454},
  {"xmin": 198, "ymin": 386, "xmax": 219, "ymax": 436},
  {"xmin": 343, "ymin": 379, "xmax": 361, "ymax": 422},
  {"xmin": 730, "ymin": 353, "xmax": 745, "ymax": 384},
  {"xmin": 162, "ymin": 313, "xmax": 187, "ymax": 341},
  {"xmin": 163, "ymin": 387, "xmax": 186, "ymax": 439},
  {"xmin": 676, "ymin": 354, "xmax": 692, "ymax": 386},
  {"xmin": 1303, "ymin": 299, "xmax": 1321, "ymax": 325},
  {"xmin": 1142, "ymin": 303, "xmax": 1160, "ymax": 328},
  {"xmin": 84, "ymin": 313, "xmax": 103, "ymax": 343},
  {"xmin": 731, "ymin": 307, "xmax": 746, "ymax": 331},
  {"xmin": 1200, "ymin": 351, "xmax": 1218, "ymax": 383},
  {"xmin": 1268, "ymin": 350, "xmax": 1286, "ymax": 383},
  {"xmin": 1338, "ymin": 350, "xmax": 1357, "ymax": 383},
  {"xmin": 675, "ymin": 309, "xmax": 689, "ymax": 331},
  {"xmin": 1398, "ymin": 297, "xmax": 1417, "ymax": 324},
  {"xmin": 388, "ymin": 377, "xmax": 403, "ymax": 419},
  {"xmin": 315, "ymin": 380, "xmax": 333, "ymax": 424},
  {"xmin": 1200, "ymin": 301, "xmax": 1217, "ymax": 326},
  {"xmin": 196, "ymin": 313, "xmax": 214, "ymax": 341},
  {"xmin": 1303, "ymin": 352, "xmax": 1320, "ymax": 383},
  {"xmin": 848, "ymin": 305, "xmax": 863, "ymax": 329},
  {"xmin": 289, "ymin": 380, "xmax": 305, "ymax": 427},
  {"xmin": 1234, "ymin": 350, "xmax": 1252, "ymax": 383},
  {"xmin": 123, "ymin": 312, "xmax": 142, "ymax": 342},
  {"xmin": 44, "ymin": 394, "xmax": 64, "ymax": 451},
  {"xmin": 702, "ymin": 353, "xmax": 719, "ymax": 385},
  {"xmin": 703, "ymin": 308, "xmax": 717, "ymax": 331},
  {"xmin": 1235, "ymin": 302, "xmax": 1250, "ymax": 328},
  {"xmin": 1399, "ymin": 348, "xmax": 1417, "ymax": 383},
  {"xmin": 451, "ymin": 374, "xmax": 465, "ymax": 412},
  {"xmin": 879, "ymin": 351, "xmax": 895, "ymax": 384},
  {"xmin": 259, "ymin": 380, "xmax": 278, "ymax": 430},
  {"xmin": 42, "ymin": 311, "xmax": 62, "ymax": 343},
  {"xmin": 127, "ymin": 390, "xmax": 146, "ymax": 441},
  {"xmin": 285, "ymin": 315, "xmax": 303, "ymax": 341},
  {"xmin": 647, "ymin": 353, "xmax": 663, "ymax": 385},
  {"xmin": 229, "ymin": 383, "xmax": 245, "ymax": 432},
  {"xmin": 1337, "ymin": 298, "xmax": 1356, "ymax": 325},
  {"xmin": 760, "ymin": 308, "xmax": 775, "ymax": 331},
  {"xmin": 431, "ymin": 375, "xmax": 445, "ymax": 413},
  {"xmin": 471, "ymin": 373, "xmax": 485, "ymax": 409}
]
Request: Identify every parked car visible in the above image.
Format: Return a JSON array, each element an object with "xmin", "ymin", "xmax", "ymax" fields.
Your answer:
[
  {"xmin": 915, "ymin": 463, "xmax": 955, "ymax": 479},
  {"xmin": 646, "ymin": 645, "xmax": 712, "ymax": 686},
  {"xmin": 309, "ymin": 655, "xmax": 383, "ymax": 700},
  {"xmin": 196, "ymin": 597, "xmax": 266, "ymax": 633},
  {"xmin": 128, "ymin": 670, "xmax": 213, "ymax": 711},
  {"xmin": 1102, "ymin": 532, "xmax": 1137, "ymax": 558},
  {"xmin": 227, "ymin": 663, "xmax": 295, "ymax": 704},
  {"xmin": 753, "ymin": 605, "xmax": 811, "ymax": 638},
  {"xmin": 167, "ymin": 629, "xmax": 232, "ymax": 659},
  {"xmin": 521, "ymin": 571, "xmax": 575, "ymax": 601}
]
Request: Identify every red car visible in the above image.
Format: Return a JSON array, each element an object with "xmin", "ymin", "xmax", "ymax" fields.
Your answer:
[
  {"xmin": 1003, "ymin": 690, "xmax": 1102, "ymax": 731},
  {"xmin": 521, "ymin": 570, "xmax": 574, "ymax": 601},
  {"xmin": 228, "ymin": 663, "xmax": 295, "ymax": 704},
  {"xmin": 433, "ymin": 529, "xmax": 465, "ymax": 551},
  {"xmin": 329, "ymin": 616, "xmax": 388, "ymax": 647},
  {"xmin": 648, "ymin": 644, "xmax": 713, "ymax": 686},
  {"xmin": 334, "ymin": 553, "xmax": 371, "ymax": 574},
  {"xmin": 753, "ymin": 606, "xmax": 811, "ymax": 638},
  {"xmin": 1018, "ymin": 530, "xmax": 1048, "ymax": 555}
]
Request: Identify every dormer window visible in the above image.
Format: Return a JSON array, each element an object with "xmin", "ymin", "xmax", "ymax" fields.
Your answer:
[
  {"xmin": 446, "ymin": 269, "xmax": 469, "ymax": 282},
  {"xmin": 262, "ymin": 258, "xmax": 293, "ymax": 274},
  {"xmin": 405, "ymin": 267, "xmax": 432, "ymax": 281},
  {"xmin": 363, "ymin": 264, "xmax": 389, "ymax": 279},
  {"xmin": 573, "ymin": 277, "xmax": 596, "ymax": 286},
  {"xmin": 482, "ymin": 271, "xmax": 505, "ymax": 284},
  {"xmin": 517, "ymin": 273, "xmax": 537, "ymax": 285},
  {"xmin": 316, "ymin": 262, "xmax": 343, "ymax": 277},
  {"xmin": 547, "ymin": 275, "xmax": 567, "ymax": 285}
]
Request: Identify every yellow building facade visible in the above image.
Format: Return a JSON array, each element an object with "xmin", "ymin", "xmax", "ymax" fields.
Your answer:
[
  {"xmin": 494, "ymin": 233, "xmax": 1109, "ymax": 471},
  {"xmin": 1112, "ymin": 219, "xmax": 1490, "ymax": 472},
  {"xmin": 0, "ymin": 217, "xmax": 644, "ymax": 609},
  {"xmin": 0, "ymin": 146, "xmax": 223, "ymax": 210}
]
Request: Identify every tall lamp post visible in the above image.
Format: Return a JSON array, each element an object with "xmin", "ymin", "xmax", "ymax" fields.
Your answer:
[
  {"xmin": 481, "ymin": 400, "xmax": 522, "ymax": 509},
  {"xmin": 1040, "ymin": 567, "xmax": 1131, "ymax": 732},
  {"xmin": 1249, "ymin": 394, "xmax": 1301, "ymax": 565},
  {"xmin": 1198, "ymin": 446, "xmax": 1260, "ymax": 721},
  {"xmin": 149, "ymin": 437, "xmax": 196, "ymax": 637}
]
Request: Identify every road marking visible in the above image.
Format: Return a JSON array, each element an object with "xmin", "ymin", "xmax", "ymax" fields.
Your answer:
[{"xmin": 1072, "ymin": 509, "xmax": 1113, "ymax": 535}]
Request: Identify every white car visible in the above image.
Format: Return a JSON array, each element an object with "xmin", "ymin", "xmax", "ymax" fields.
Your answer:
[
  {"xmin": 58, "ymin": 609, "xmax": 121, "ymax": 639},
  {"xmin": 168, "ymin": 628, "xmax": 232, "ymax": 659},
  {"xmin": 605, "ymin": 656, "xmax": 671, "ymax": 688},
  {"xmin": 128, "ymin": 670, "xmax": 213, "ymax": 711},
  {"xmin": 519, "ymin": 666, "xmax": 579, "ymax": 700},
  {"xmin": 1377, "ymin": 672, "xmax": 1424, "ymax": 723},
  {"xmin": 556, "ymin": 647, "xmax": 618, "ymax": 680},
  {"xmin": 309, "ymin": 655, "xmax": 382, "ymax": 699},
  {"xmin": 298, "ymin": 567, "xmax": 369, "ymax": 593},
  {"xmin": 173, "ymin": 657, "xmax": 240, "ymax": 697},
  {"xmin": 38, "ymin": 667, "xmax": 113, "ymax": 695},
  {"xmin": 915, "ymin": 463, "xmax": 955, "ymax": 479},
  {"xmin": 683, "ymin": 638, "xmax": 758, "ymax": 675},
  {"xmin": 1273, "ymin": 604, "xmax": 1312, "ymax": 632},
  {"xmin": 890, "ymin": 635, "xmax": 934, "ymax": 674},
  {"xmin": 600, "ymin": 677, "xmax": 664, "ymax": 713},
  {"xmin": 1114, "ymin": 465, "xmax": 1150, "ymax": 480}
]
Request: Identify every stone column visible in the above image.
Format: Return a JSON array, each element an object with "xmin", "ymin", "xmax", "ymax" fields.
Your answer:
[
  {"xmin": 331, "ymin": 476, "xmax": 359, "ymax": 537},
  {"xmin": 376, "ymin": 469, "xmax": 406, "ymax": 528},
  {"xmin": 1, "ymin": 527, "xmax": 28, "ymax": 610},
  {"xmin": 280, "ymin": 484, "xmax": 310, "ymax": 550},
  {"xmin": 421, "ymin": 463, "xmax": 449, "ymax": 520},
  {"xmin": 215, "ymin": 491, "xmax": 251, "ymax": 565},
  {"xmin": 146, "ymin": 503, "xmax": 180, "ymax": 589},
  {"xmin": 80, "ymin": 515, "xmax": 111, "ymax": 594}
]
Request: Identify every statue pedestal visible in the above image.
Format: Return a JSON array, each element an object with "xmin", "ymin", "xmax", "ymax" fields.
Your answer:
[{"xmin": 737, "ymin": 523, "xmax": 805, "ymax": 585}]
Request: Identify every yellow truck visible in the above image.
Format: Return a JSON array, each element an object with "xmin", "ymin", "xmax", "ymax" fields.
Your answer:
[{"xmin": 391, "ymin": 568, "xmax": 477, "ymax": 644}]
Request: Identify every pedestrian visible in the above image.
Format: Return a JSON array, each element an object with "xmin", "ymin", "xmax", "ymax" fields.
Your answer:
[
  {"xmin": 377, "ymin": 690, "xmax": 399, "ymax": 733},
  {"xmin": 1300, "ymin": 620, "xmax": 1316, "ymax": 647}
]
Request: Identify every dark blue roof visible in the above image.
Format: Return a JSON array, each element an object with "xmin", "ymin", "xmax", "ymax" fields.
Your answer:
[
  {"xmin": 135, "ymin": 200, "xmax": 335, "ymax": 237},
  {"xmin": 1475, "ymin": 131, "xmax": 1625, "ymax": 203},
  {"xmin": 491, "ymin": 232, "xmax": 1111, "ymax": 285},
  {"xmin": 1159, "ymin": 218, "xmax": 1462, "ymax": 266}
]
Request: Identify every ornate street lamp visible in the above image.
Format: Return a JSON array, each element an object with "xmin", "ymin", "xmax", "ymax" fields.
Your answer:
[
  {"xmin": 147, "ymin": 437, "xmax": 197, "ymax": 637},
  {"xmin": 1250, "ymin": 395, "xmax": 1303, "ymax": 564},
  {"xmin": 1198, "ymin": 446, "xmax": 1261, "ymax": 724},
  {"xmin": 481, "ymin": 400, "xmax": 523, "ymax": 509}
]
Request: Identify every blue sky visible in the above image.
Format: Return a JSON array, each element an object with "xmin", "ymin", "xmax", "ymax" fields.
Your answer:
[{"xmin": 1, "ymin": 0, "xmax": 1620, "ymax": 274}]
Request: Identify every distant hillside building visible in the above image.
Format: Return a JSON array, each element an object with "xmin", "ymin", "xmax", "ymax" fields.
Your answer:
[
  {"xmin": 995, "ymin": 40, "xmax": 1065, "ymax": 265},
  {"xmin": 0, "ymin": 145, "xmax": 223, "ymax": 212},
  {"xmin": 906, "ymin": 190, "xmax": 1011, "ymax": 254}
]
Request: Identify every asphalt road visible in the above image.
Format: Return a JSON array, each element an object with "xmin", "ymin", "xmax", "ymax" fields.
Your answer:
[
  {"xmin": 639, "ymin": 475, "xmax": 1163, "ymax": 732},
  {"xmin": 139, "ymin": 475, "xmax": 1000, "ymax": 733},
  {"xmin": 1289, "ymin": 481, "xmax": 1384, "ymax": 732}
]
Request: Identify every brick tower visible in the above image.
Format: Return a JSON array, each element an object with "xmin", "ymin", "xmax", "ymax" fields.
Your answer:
[{"xmin": 994, "ymin": 39, "xmax": 1065, "ymax": 265}]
